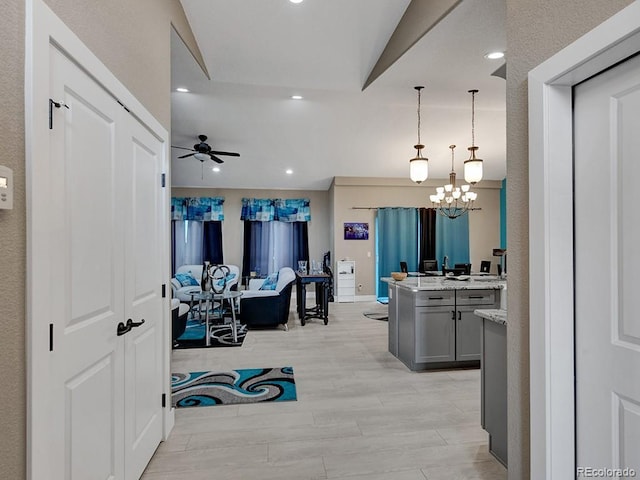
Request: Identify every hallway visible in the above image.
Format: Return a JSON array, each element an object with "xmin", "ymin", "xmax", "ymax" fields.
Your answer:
[{"xmin": 143, "ymin": 301, "xmax": 506, "ymax": 479}]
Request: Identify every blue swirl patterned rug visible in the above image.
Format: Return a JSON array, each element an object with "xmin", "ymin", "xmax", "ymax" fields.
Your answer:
[{"xmin": 171, "ymin": 367, "xmax": 297, "ymax": 408}]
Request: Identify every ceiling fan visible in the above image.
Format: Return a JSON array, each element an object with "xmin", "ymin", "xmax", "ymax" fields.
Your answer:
[{"xmin": 171, "ymin": 135, "xmax": 240, "ymax": 164}]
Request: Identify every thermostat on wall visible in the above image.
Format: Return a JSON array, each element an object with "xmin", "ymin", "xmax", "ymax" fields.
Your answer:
[{"xmin": 0, "ymin": 165, "xmax": 13, "ymax": 210}]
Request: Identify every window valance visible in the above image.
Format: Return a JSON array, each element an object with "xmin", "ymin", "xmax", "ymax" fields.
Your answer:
[
  {"xmin": 171, "ymin": 197, "xmax": 225, "ymax": 221},
  {"xmin": 240, "ymin": 198, "xmax": 310, "ymax": 222}
]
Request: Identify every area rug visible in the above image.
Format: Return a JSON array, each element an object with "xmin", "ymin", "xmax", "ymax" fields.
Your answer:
[
  {"xmin": 174, "ymin": 318, "xmax": 247, "ymax": 349},
  {"xmin": 363, "ymin": 312, "xmax": 388, "ymax": 321},
  {"xmin": 171, "ymin": 367, "xmax": 297, "ymax": 408}
]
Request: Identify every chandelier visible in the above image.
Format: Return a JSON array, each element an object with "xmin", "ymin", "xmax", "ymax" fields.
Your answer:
[
  {"xmin": 409, "ymin": 86, "xmax": 429, "ymax": 183},
  {"xmin": 429, "ymin": 145, "xmax": 478, "ymax": 219}
]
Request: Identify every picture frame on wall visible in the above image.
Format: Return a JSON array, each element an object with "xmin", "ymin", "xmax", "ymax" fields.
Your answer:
[{"xmin": 344, "ymin": 222, "xmax": 369, "ymax": 240}]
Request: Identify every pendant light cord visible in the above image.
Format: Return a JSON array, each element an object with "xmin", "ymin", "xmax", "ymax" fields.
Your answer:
[{"xmin": 469, "ymin": 89, "xmax": 478, "ymax": 148}]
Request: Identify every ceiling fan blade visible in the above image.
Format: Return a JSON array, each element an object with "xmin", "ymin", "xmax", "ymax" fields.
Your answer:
[
  {"xmin": 209, "ymin": 154, "xmax": 224, "ymax": 164},
  {"xmin": 171, "ymin": 146, "xmax": 195, "ymax": 151},
  {"xmin": 210, "ymin": 150, "xmax": 240, "ymax": 157},
  {"xmin": 178, "ymin": 153, "xmax": 195, "ymax": 159}
]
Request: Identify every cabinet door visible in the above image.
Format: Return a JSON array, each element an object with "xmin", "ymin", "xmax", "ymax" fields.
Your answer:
[
  {"xmin": 388, "ymin": 284, "xmax": 398, "ymax": 355},
  {"xmin": 456, "ymin": 307, "xmax": 482, "ymax": 361},
  {"xmin": 415, "ymin": 306, "xmax": 456, "ymax": 363}
]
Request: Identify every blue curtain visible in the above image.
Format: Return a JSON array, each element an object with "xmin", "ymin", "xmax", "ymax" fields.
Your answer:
[
  {"xmin": 241, "ymin": 221, "xmax": 309, "ymax": 277},
  {"xmin": 376, "ymin": 208, "xmax": 418, "ymax": 299},
  {"xmin": 435, "ymin": 212, "xmax": 470, "ymax": 268}
]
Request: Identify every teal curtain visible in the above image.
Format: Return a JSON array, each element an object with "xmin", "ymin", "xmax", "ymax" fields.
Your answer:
[
  {"xmin": 240, "ymin": 198, "xmax": 311, "ymax": 222},
  {"xmin": 171, "ymin": 197, "xmax": 225, "ymax": 221},
  {"xmin": 435, "ymin": 212, "xmax": 470, "ymax": 268},
  {"xmin": 376, "ymin": 208, "xmax": 418, "ymax": 298}
]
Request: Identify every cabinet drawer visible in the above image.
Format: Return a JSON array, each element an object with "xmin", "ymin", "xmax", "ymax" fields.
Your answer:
[
  {"xmin": 415, "ymin": 290, "xmax": 455, "ymax": 307},
  {"xmin": 456, "ymin": 289, "xmax": 497, "ymax": 306}
]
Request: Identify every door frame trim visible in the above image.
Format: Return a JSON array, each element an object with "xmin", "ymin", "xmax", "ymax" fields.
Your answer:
[
  {"xmin": 528, "ymin": 3, "xmax": 640, "ymax": 478},
  {"xmin": 25, "ymin": 1, "xmax": 173, "ymax": 477}
]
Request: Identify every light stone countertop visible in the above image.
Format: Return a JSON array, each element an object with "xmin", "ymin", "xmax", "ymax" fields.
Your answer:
[
  {"xmin": 473, "ymin": 308, "xmax": 507, "ymax": 325},
  {"xmin": 381, "ymin": 275, "xmax": 506, "ymax": 291}
]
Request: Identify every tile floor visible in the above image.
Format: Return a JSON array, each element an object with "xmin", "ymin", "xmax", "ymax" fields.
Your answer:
[{"xmin": 142, "ymin": 301, "xmax": 507, "ymax": 480}]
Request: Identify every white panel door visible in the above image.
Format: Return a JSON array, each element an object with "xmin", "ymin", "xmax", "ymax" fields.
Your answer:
[
  {"xmin": 120, "ymin": 114, "xmax": 164, "ymax": 480},
  {"xmin": 49, "ymin": 45, "xmax": 125, "ymax": 479},
  {"xmin": 574, "ymin": 53, "xmax": 640, "ymax": 471}
]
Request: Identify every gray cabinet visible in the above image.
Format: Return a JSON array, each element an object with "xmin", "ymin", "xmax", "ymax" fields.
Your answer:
[
  {"xmin": 480, "ymin": 318, "xmax": 508, "ymax": 466},
  {"xmin": 393, "ymin": 287, "xmax": 500, "ymax": 371}
]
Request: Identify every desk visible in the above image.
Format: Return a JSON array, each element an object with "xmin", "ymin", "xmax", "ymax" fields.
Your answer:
[
  {"xmin": 189, "ymin": 290, "xmax": 242, "ymax": 345},
  {"xmin": 295, "ymin": 272, "xmax": 330, "ymax": 325}
]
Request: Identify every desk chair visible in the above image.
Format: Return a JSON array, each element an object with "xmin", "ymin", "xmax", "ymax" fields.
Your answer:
[
  {"xmin": 423, "ymin": 259, "xmax": 438, "ymax": 272},
  {"xmin": 454, "ymin": 263, "xmax": 472, "ymax": 275},
  {"xmin": 480, "ymin": 260, "xmax": 491, "ymax": 273}
]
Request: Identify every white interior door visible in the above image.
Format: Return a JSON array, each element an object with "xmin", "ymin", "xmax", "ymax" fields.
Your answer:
[
  {"xmin": 49, "ymin": 45, "xmax": 125, "ymax": 479},
  {"xmin": 47, "ymin": 43, "xmax": 164, "ymax": 480},
  {"xmin": 574, "ymin": 53, "xmax": 640, "ymax": 471},
  {"xmin": 120, "ymin": 113, "xmax": 164, "ymax": 480}
]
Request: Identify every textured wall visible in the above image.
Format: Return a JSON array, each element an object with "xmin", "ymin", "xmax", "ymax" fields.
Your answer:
[
  {"xmin": 505, "ymin": 1, "xmax": 633, "ymax": 478},
  {"xmin": 1, "ymin": 1, "xmax": 201, "ymax": 477},
  {"xmin": 0, "ymin": 0, "xmax": 26, "ymax": 477}
]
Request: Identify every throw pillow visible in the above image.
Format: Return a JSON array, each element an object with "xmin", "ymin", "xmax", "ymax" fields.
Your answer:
[
  {"xmin": 215, "ymin": 272, "xmax": 236, "ymax": 288},
  {"xmin": 259, "ymin": 272, "xmax": 279, "ymax": 291},
  {"xmin": 175, "ymin": 272, "xmax": 199, "ymax": 287}
]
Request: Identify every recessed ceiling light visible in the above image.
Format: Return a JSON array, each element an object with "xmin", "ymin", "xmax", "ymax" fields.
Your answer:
[
  {"xmin": 175, "ymin": 87, "xmax": 190, "ymax": 93},
  {"xmin": 291, "ymin": 95, "xmax": 303, "ymax": 100},
  {"xmin": 485, "ymin": 51, "xmax": 505, "ymax": 60},
  {"xmin": 286, "ymin": 169, "xmax": 293, "ymax": 175},
  {"xmin": 289, "ymin": 0, "xmax": 303, "ymax": 4},
  {"xmin": 212, "ymin": 166, "xmax": 221, "ymax": 173}
]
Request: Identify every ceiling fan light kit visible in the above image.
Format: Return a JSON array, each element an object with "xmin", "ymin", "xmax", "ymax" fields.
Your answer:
[{"xmin": 409, "ymin": 86, "xmax": 429, "ymax": 184}]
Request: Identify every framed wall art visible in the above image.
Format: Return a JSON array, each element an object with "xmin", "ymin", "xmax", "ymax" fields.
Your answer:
[{"xmin": 343, "ymin": 222, "xmax": 369, "ymax": 240}]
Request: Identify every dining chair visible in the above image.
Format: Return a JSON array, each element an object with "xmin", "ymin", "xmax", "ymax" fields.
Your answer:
[
  {"xmin": 423, "ymin": 259, "xmax": 438, "ymax": 271},
  {"xmin": 454, "ymin": 263, "xmax": 472, "ymax": 275},
  {"xmin": 399, "ymin": 261, "xmax": 408, "ymax": 273},
  {"xmin": 480, "ymin": 260, "xmax": 491, "ymax": 273}
]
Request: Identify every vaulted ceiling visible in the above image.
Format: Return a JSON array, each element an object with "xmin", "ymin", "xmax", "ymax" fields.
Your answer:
[{"xmin": 171, "ymin": 0, "xmax": 506, "ymax": 190}]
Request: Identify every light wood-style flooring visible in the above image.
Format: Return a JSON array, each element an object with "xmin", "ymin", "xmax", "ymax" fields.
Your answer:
[{"xmin": 142, "ymin": 300, "xmax": 507, "ymax": 479}]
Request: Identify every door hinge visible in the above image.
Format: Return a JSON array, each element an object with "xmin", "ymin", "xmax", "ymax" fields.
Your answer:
[
  {"xmin": 162, "ymin": 393, "xmax": 166, "ymax": 408},
  {"xmin": 49, "ymin": 98, "xmax": 69, "ymax": 129},
  {"xmin": 161, "ymin": 284, "xmax": 166, "ymax": 298},
  {"xmin": 49, "ymin": 323, "xmax": 54, "ymax": 351},
  {"xmin": 161, "ymin": 173, "xmax": 166, "ymax": 187}
]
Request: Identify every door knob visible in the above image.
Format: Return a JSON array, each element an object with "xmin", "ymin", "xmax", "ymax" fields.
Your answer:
[
  {"xmin": 117, "ymin": 322, "xmax": 132, "ymax": 336},
  {"xmin": 127, "ymin": 318, "xmax": 145, "ymax": 328}
]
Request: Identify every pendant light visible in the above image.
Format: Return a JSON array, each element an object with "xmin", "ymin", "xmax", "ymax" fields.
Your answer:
[
  {"xmin": 409, "ymin": 86, "xmax": 429, "ymax": 183},
  {"xmin": 430, "ymin": 145, "xmax": 478, "ymax": 219},
  {"xmin": 464, "ymin": 89, "xmax": 484, "ymax": 184}
]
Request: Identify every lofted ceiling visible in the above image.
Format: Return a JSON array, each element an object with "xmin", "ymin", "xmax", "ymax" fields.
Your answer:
[{"xmin": 171, "ymin": 0, "xmax": 506, "ymax": 190}]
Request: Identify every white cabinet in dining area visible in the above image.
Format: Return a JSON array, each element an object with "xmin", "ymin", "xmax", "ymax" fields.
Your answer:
[{"xmin": 335, "ymin": 260, "xmax": 356, "ymax": 302}]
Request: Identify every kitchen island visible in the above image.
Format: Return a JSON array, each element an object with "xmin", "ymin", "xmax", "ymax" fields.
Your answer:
[{"xmin": 383, "ymin": 276, "xmax": 505, "ymax": 371}]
